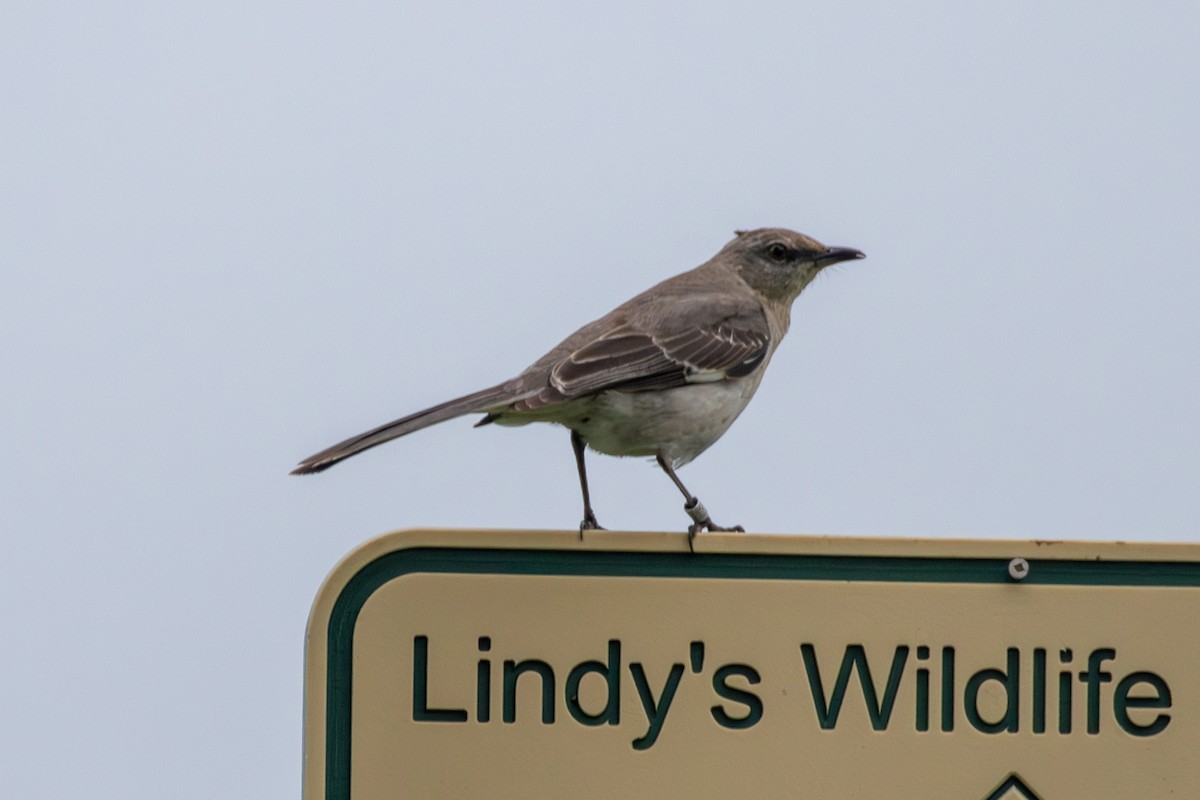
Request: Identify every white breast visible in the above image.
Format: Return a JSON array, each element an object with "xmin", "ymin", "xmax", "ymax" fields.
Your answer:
[{"xmin": 565, "ymin": 373, "xmax": 765, "ymax": 467}]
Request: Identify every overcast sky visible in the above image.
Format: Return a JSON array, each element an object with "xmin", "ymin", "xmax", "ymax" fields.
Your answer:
[{"xmin": 3, "ymin": 1, "xmax": 1198, "ymax": 797}]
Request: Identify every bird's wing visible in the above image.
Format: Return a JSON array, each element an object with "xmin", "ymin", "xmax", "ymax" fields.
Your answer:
[{"xmin": 506, "ymin": 296, "xmax": 771, "ymax": 413}]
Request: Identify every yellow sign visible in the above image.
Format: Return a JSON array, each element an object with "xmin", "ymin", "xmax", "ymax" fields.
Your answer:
[{"xmin": 303, "ymin": 530, "xmax": 1200, "ymax": 799}]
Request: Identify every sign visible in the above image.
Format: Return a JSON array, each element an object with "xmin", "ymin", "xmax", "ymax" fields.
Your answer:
[{"xmin": 303, "ymin": 529, "xmax": 1200, "ymax": 799}]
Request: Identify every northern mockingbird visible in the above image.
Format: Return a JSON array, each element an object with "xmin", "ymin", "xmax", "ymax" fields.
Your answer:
[{"xmin": 292, "ymin": 228, "xmax": 863, "ymax": 541}]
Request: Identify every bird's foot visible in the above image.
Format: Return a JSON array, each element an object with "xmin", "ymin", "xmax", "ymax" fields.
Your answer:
[
  {"xmin": 686, "ymin": 519, "xmax": 746, "ymax": 536},
  {"xmin": 684, "ymin": 498, "xmax": 744, "ymax": 551},
  {"xmin": 578, "ymin": 512, "xmax": 606, "ymax": 539}
]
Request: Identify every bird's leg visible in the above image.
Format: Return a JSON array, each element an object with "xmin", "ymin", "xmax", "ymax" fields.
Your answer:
[
  {"xmin": 655, "ymin": 454, "xmax": 744, "ymax": 550},
  {"xmin": 572, "ymin": 430, "xmax": 604, "ymax": 536}
]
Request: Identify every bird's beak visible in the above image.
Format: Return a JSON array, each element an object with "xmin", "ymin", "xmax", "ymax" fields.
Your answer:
[{"xmin": 815, "ymin": 246, "xmax": 865, "ymax": 267}]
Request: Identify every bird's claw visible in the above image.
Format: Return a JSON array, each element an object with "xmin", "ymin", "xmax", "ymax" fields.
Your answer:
[
  {"xmin": 684, "ymin": 497, "xmax": 744, "ymax": 551},
  {"xmin": 687, "ymin": 520, "xmax": 745, "ymax": 536},
  {"xmin": 686, "ymin": 521, "xmax": 745, "ymax": 553},
  {"xmin": 578, "ymin": 514, "xmax": 605, "ymax": 539}
]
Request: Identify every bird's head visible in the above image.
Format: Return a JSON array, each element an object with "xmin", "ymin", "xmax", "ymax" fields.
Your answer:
[{"xmin": 721, "ymin": 228, "xmax": 864, "ymax": 302}]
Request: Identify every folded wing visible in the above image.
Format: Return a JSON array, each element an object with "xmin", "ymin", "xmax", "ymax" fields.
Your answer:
[{"xmin": 508, "ymin": 306, "xmax": 771, "ymax": 414}]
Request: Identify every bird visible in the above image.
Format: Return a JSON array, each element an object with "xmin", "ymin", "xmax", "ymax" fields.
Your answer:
[{"xmin": 291, "ymin": 227, "xmax": 863, "ymax": 542}]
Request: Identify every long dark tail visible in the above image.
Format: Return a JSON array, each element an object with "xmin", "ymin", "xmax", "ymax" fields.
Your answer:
[{"xmin": 290, "ymin": 384, "xmax": 513, "ymax": 474}]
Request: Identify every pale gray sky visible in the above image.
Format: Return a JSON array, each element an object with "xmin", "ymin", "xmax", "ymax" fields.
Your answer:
[{"xmin": 3, "ymin": 1, "xmax": 1198, "ymax": 797}]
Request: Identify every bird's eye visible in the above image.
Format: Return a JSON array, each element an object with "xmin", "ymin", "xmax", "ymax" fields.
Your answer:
[{"xmin": 767, "ymin": 243, "xmax": 789, "ymax": 262}]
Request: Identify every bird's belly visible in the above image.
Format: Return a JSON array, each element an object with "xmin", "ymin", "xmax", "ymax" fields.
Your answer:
[{"xmin": 569, "ymin": 379, "xmax": 760, "ymax": 466}]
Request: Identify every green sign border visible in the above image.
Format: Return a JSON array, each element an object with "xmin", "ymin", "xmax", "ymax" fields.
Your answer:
[{"xmin": 323, "ymin": 547, "xmax": 1200, "ymax": 799}]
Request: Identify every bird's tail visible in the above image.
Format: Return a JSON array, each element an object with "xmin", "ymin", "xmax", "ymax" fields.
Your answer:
[{"xmin": 290, "ymin": 384, "xmax": 514, "ymax": 474}]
